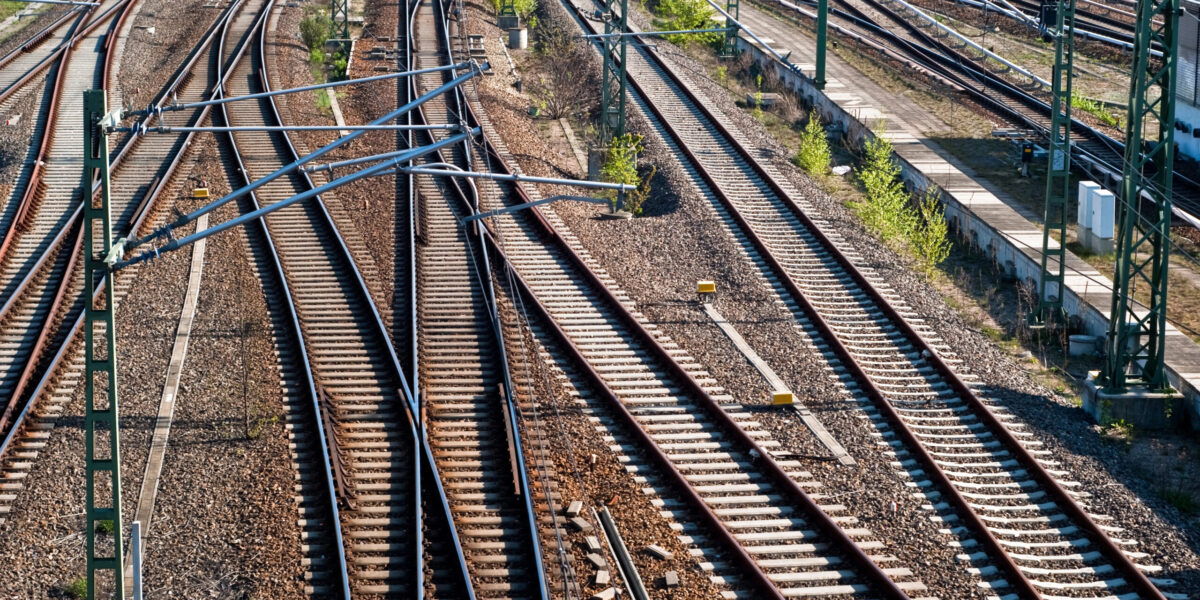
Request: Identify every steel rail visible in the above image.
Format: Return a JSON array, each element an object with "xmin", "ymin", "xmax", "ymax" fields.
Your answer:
[
  {"xmin": 0, "ymin": 0, "xmax": 262, "ymax": 456},
  {"xmin": 0, "ymin": 0, "xmax": 129, "ymax": 104},
  {"xmin": 104, "ymin": 0, "xmax": 260, "ymax": 163},
  {"xmin": 921, "ymin": 0, "xmax": 1147, "ymax": 50},
  {"xmin": 401, "ymin": 0, "xmax": 480, "ymax": 594},
  {"xmin": 0, "ymin": 0, "xmax": 135, "ymax": 436},
  {"xmin": 0, "ymin": 7, "xmax": 80, "ymax": 72},
  {"xmin": 408, "ymin": 0, "xmax": 555, "ymax": 594},
  {"xmin": 606, "ymin": 23, "xmax": 1041, "ymax": 597},
  {"xmin": 400, "ymin": 0, "xmax": 417, "ymax": 391},
  {"xmin": 214, "ymin": 6, "xmax": 350, "ymax": 597},
  {"xmin": 0, "ymin": 0, "xmax": 137, "ymax": 276},
  {"xmin": 605, "ymin": 4, "xmax": 1168, "ymax": 597},
  {"xmin": 455, "ymin": 64, "xmax": 911, "ymax": 598},
  {"xmin": 829, "ymin": 0, "xmax": 1200, "ymax": 250},
  {"xmin": 257, "ymin": 4, "xmax": 434, "ymax": 592},
  {"xmin": 0, "ymin": 1, "xmax": 105, "ymax": 268},
  {"xmin": 0, "ymin": 0, "xmax": 251, "ymax": 439}
]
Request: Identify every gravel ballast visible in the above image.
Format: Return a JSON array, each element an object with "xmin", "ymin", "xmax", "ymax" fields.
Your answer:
[{"xmin": 468, "ymin": 0, "xmax": 1200, "ymax": 595}]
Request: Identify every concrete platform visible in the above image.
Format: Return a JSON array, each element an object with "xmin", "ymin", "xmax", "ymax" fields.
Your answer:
[{"xmin": 732, "ymin": 2, "xmax": 1200, "ymax": 428}]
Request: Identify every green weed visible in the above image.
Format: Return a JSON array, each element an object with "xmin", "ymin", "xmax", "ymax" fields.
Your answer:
[
  {"xmin": 795, "ymin": 109, "xmax": 831, "ymax": 175},
  {"xmin": 65, "ymin": 578, "xmax": 87, "ymax": 599}
]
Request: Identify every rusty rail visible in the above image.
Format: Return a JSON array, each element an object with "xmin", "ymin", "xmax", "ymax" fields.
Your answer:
[
  {"xmin": 439, "ymin": 76, "xmax": 912, "ymax": 599},
  {"xmin": 600, "ymin": 5, "xmax": 1165, "ymax": 597}
]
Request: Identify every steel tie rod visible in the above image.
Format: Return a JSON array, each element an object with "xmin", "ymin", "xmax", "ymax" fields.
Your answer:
[
  {"xmin": 125, "ymin": 61, "xmax": 478, "ymax": 117},
  {"xmin": 124, "ymin": 62, "xmax": 487, "ymax": 250},
  {"xmin": 118, "ymin": 124, "xmax": 465, "ymax": 134},
  {"xmin": 115, "ymin": 130, "xmax": 476, "ymax": 269}
]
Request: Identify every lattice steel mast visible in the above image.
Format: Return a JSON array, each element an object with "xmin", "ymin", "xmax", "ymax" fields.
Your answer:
[
  {"xmin": 1031, "ymin": 0, "xmax": 1076, "ymax": 326},
  {"xmin": 331, "ymin": 0, "xmax": 349, "ymax": 41},
  {"xmin": 722, "ymin": 0, "xmax": 740, "ymax": 57},
  {"xmin": 816, "ymin": 0, "xmax": 827, "ymax": 89},
  {"xmin": 84, "ymin": 88, "xmax": 124, "ymax": 600},
  {"xmin": 1105, "ymin": 0, "xmax": 1180, "ymax": 391},
  {"xmin": 600, "ymin": 0, "xmax": 628, "ymax": 142}
]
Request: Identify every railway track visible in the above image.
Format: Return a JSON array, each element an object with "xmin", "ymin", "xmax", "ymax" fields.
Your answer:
[
  {"xmin": 0, "ymin": 4, "xmax": 91, "ymax": 102},
  {"xmin": 410, "ymin": 12, "xmax": 929, "ymax": 599},
  {"xmin": 750, "ymin": 0, "xmax": 1200, "ymax": 224},
  {"xmin": 222, "ymin": 2, "xmax": 491, "ymax": 596},
  {"xmin": 0, "ymin": 0, "xmax": 263, "ymax": 537},
  {"xmin": 565, "ymin": 0, "xmax": 1187, "ymax": 596},
  {"xmin": 0, "ymin": 0, "xmax": 140, "ymax": 435},
  {"xmin": 0, "ymin": 0, "xmax": 134, "ymax": 505},
  {"xmin": 408, "ymin": 0, "xmax": 549, "ymax": 597},
  {"xmin": 216, "ymin": 5, "xmax": 348, "ymax": 596}
]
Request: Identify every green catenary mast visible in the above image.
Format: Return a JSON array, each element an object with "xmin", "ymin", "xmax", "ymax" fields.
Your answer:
[
  {"xmin": 1105, "ymin": 0, "xmax": 1180, "ymax": 391},
  {"xmin": 1031, "ymin": 0, "xmax": 1077, "ymax": 327}
]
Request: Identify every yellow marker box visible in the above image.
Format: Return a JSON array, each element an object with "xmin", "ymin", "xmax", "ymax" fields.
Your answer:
[
  {"xmin": 772, "ymin": 392, "xmax": 794, "ymax": 405},
  {"xmin": 192, "ymin": 187, "xmax": 210, "ymax": 198},
  {"xmin": 697, "ymin": 280, "xmax": 716, "ymax": 294}
]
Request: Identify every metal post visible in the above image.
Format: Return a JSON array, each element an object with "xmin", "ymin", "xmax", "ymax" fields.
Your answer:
[
  {"xmin": 816, "ymin": 0, "xmax": 828, "ymax": 89},
  {"xmin": 1031, "ymin": 0, "xmax": 1076, "ymax": 327},
  {"xmin": 1106, "ymin": 0, "xmax": 1179, "ymax": 392},
  {"xmin": 600, "ymin": 0, "xmax": 628, "ymax": 143},
  {"xmin": 84, "ymin": 88, "xmax": 123, "ymax": 600},
  {"xmin": 721, "ymin": 0, "xmax": 740, "ymax": 57},
  {"xmin": 131, "ymin": 522, "xmax": 142, "ymax": 600}
]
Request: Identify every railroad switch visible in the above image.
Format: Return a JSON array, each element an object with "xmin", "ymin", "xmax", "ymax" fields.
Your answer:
[
  {"xmin": 696, "ymin": 279, "xmax": 716, "ymax": 302},
  {"xmin": 771, "ymin": 391, "xmax": 795, "ymax": 406}
]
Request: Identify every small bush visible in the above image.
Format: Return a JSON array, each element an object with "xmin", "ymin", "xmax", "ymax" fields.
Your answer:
[
  {"xmin": 653, "ymin": 0, "xmax": 722, "ymax": 49},
  {"xmin": 751, "ymin": 75, "xmax": 764, "ymax": 121},
  {"xmin": 309, "ymin": 48, "xmax": 325, "ymax": 65},
  {"xmin": 95, "ymin": 520, "xmax": 114, "ymax": 535},
  {"xmin": 795, "ymin": 109, "xmax": 831, "ymax": 175},
  {"xmin": 300, "ymin": 10, "xmax": 332, "ymax": 51},
  {"xmin": 623, "ymin": 165, "xmax": 656, "ymax": 216},
  {"xmin": 853, "ymin": 132, "xmax": 916, "ymax": 244},
  {"xmin": 332, "ymin": 55, "xmax": 348, "ymax": 79},
  {"xmin": 913, "ymin": 187, "xmax": 952, "ymax": 276},
  {"xmin": 601, "ymin": 133, "xmax": 646, "ymax": 213},
  {"xmin": 1070, "ymin": 92, "xmax": 1119, "ymax": 127},
  {"xmin": 65, "ymin": 577, "xmax": 87, "ymax": 599},
  {"xmin": 714, "ymin": 66, "xmax": 727, "ymax": 83}
]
